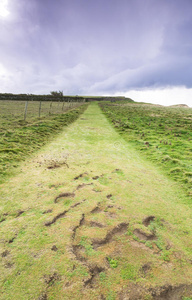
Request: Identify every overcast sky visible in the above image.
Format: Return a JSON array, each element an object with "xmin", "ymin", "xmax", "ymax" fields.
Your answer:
[{"xmin": 0, "ymin": 0, "xmax": 192, "ymax": 106}]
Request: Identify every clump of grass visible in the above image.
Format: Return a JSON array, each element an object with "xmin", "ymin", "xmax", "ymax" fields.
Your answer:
[
  {"xmin": 121, "ymin": 263, "xmax": 138, "ymax": 280},
  {"xmin": 107, "ymin": 257, "xmax": 118, "ymax": 268}
]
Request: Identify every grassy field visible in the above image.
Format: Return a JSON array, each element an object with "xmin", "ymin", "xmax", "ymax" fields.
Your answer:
[
  {"xmin": 0, "ymin": 102, "xmax": 192, "ymax": 299},
  {"xmin": 0, "ymin": 100, "xmax": 87, "ymax": 183},
  {"xmin": 100, "ymin": 101, "xmax": 192, "ymax": 198}
]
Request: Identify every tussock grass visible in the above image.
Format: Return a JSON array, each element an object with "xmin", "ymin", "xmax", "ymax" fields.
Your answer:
[
  {"xmin": 100, "ymin": 101, "xmax": 192, "ymax": 197},
  {"xmin": 0, "ymin": 101, "xmax": 88, "ymax": 183}
]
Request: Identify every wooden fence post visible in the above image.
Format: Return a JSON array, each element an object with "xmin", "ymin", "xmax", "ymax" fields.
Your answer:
[
  {"xmin": 24, "ymin": 101, "xmax": 28, "ymax": 121},
  {"xmin": 49, "ymin": 101, "xmax": 52, "ymax": 114},
  {"xmin": 39, "ymin": 101, "xmax": 42, "ymax": 118}
]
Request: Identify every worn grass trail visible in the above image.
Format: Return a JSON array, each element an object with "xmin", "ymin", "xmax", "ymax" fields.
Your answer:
[{"xmin": 0, "ymin": 103, "xmax": 192, "ymax": 299}]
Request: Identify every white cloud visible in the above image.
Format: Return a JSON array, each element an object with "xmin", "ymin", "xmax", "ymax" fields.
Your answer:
[
  {"xmin": 0, "ymin": 0, "xmax": 10, "ymax": 18},
  {"xmin": 117, "ymin": 87, "xmax": 192, "ymax": 107}
]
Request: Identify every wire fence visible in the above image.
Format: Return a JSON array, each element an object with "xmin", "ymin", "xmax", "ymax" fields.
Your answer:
[{"xmin": 0, "ymin": 100, "xmax": 84, "ymax": 121}]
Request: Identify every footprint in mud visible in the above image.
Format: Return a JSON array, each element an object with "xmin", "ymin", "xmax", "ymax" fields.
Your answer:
[
  {"xmin": 89, "ymin": 221, "xmax": 105, "ymax": 228},
  {"xmin": 0, "ymin": 217, "xmax": 6, "ymax": 223},
  {"xmin": 72, "ymin": 214, "xmax": 85, "ymax": 240},
  {"xmin": 45, "ymin": 200, "xmax": 86, "ymax": 227},
  {"xmin": 54, "ymin": 192, "xmax": 75, "ymax": 203},
  {"xmin": 92, "ymin": 222, "xmax": 129, "ymax": 249},
  {"xmin": 8, "ymin": 235, "xmax": 17, "ymax": 244},
  {"xmin": 45, "ymin": 210, "xmax": 68, "ymax": 226},
  {"xmin": 1, "ymin": 250, "xmax": 10, "ymax": 257},
  {"xmin": 92, "ymin": 176, "xmax": 99, "ymax": 180},
  {"xmin": 140, "ymin": 263, "xmax": 152, "ymax": 277},
  {"xmin": 4, "ymin": 262, "xmax": 14, "ymax": 269},
  {"xmin": 91, "ymin": 206, "xmax": 102, "ymax": 214},
  {"xmin": 133, "ymin": 228, "xmax": 156, "ymax": 241},
  {"xmin": 84, "ymin": 266, "xmax": 105, "ymax": 287},
  {"xmin": 38, "ymin": 273, "xmax": 61, "ymax": 300},
  {"xmin": 38, "ymin": 293, "xmax": 48, "ymax": 300},
  {"xmin": 43, "ymin": 209, "xmax": 53, "ymax": 214},
  {"xmin": 74, "ymin": 173, "xmax": 88, "ymax": 180},
  {"xmin": 51, "ymin": 245, "xmax": 58, "ymax": 252},
  {"xmin": 70, "ymin": 201, "xmax": 130, "ymax": 289},
  {"xmin": 44, "ymin": 272, "xmax": 60, "ymax": 285},
  {"xmin": 143, "ymin": 216, "xmax": 155, "ymax": 227},
  {"xmin": 76, "ymin": 183, "xmax": 93, "ymax": 190},
  {"xmin": 16, "ymin": 210, "xmax": 25, "ymax": 217}
]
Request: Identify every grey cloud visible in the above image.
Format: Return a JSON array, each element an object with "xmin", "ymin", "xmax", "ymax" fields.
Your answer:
[{"xmin": 0, "ymin": 0, "xmax": 192, "ymax": 94}]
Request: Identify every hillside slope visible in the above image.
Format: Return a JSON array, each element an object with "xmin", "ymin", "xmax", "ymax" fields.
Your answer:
[{"xmin": 0, "ymin": 102, "xmax": 192, "ymax": 299}]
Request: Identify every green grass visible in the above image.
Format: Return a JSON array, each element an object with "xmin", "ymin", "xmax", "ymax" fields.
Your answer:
[
  {"xmin": 99, "ymin": 101, "xmax": 192, "ymax": 197},
  {"xmin": 1, "ymin": 102, "xmax": 192, "ymax": 299},
  {"xmin": 0, "ymin": 101, "xmax": 88, "ymax": 183}
]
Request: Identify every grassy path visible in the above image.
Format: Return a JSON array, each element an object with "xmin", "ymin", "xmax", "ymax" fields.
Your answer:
[{"xmin": 0, "ymin": 103, "xmax": 192, "ymax": 299}]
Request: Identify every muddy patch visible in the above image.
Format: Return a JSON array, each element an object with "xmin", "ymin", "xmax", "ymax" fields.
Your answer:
[
  {"xmin": 72, "ymin": 214, "xmax": 85, "ymax": 240},
  {"xmin": 119, "ymin": 283, "xmax": 192, "ymax": 300},
  {"xmin": 105, "ymin": 212, "xmax": 117, "ymax": 219},
  {"xmin": 8, "ymin": 235, "xmax": 17, "ymax": 244},
  {"xmin": 4, "ymin": 262, "xmax": 14, "ymax": 268},
  {"xmin": 45, "ymin": 210, "xmax": 68, "ymax": 226},
  {"xmin": 74, "ymin": 173, "xmax": 88, "ymax": 180},
  {"xmin": 72, "ymin": 244, "xmax": 86, "ymax": 262},
  {"xmin": 133, "ymin": 229, "xmax": 156, "ymax": 241},
  {"xmin": 92, "ymin": 176, "xmax": 99, "ymax": 180},
  {"xmin": 47, "ymin": 161, "xmax": 69, "ymax": 169},
  {"xmin": 44, "ymin": 272, "xmax": 60, "ymax": 286},
  {"xmin": 1, "ymin": 250, "xmax": 10, "ymax": 257},
  {"xmin": 43, "ymin": 209, "xmax": 52, "ymax": 214},
  {"xmin": 38, "ymin": 293, "xmax": 48, "ymax": 300},
  {"xmin": 143, "ymin": 216, "xmax": 155, "ymax": 227},
  {"xmin": 140, "ymin": 263, "xmax": 152, "ymax": 277},
  {"xmin": 91, "ymin": 206, "xmax": 102, "ymax": 214},
  {"xmin": 151, "ymin": 284, "xmax": 192, "ymax": 300},
  {"xmin": 38, "ymin": 273, "xmax": 61, "ymax": 300},
  {"xmin": 76, "ymin": 183, "xmax": 93, "ymax": 190},
  {"xmin": 89, "ymin": 221, "xmax": 105, "ymax": 228},
  {"xmin": 0, "ymin": 217, "xmax": 6, "ymax": 223},
  {"xmin": 54, "ymin": 192, "xmax": 75, "ymax": 203},
  {"xmin": 84, "ymin": 266, "xmax": 105, "ymax": 287},
  {"xmin": 92, "ymin": 223, "xmax": 129, "ymax": 249},
  {"xmin": 16, "ymin": 210, "xmax": 25, "ymax": 217},
  {"xmin": 45, "ymin": 200, "xmax": 86, "ymax": 227},
  {"xmin": 51, "ymin": 245, "xmax": 58, "ymax": 252},
  {"xmin": 92, "ymin": 189, "xmax": 102, "ymax": 193}
]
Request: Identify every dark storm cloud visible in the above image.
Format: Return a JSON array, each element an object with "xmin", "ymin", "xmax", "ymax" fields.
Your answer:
[{"xmin": 0, "ymin": 0, "xmax": 192, "ymax": 94}]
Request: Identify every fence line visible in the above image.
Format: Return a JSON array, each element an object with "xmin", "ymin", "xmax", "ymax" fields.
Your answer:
[
  {"xmin": 0, "ymin": 100, "xmax": 84, "ymax": 121},
  {"xmin": 22, "ymin": 100, "xmax": 83, "ymax": 120}
]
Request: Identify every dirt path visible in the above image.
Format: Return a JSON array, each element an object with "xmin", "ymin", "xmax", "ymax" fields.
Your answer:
[{"xmin": 0, "ymin": 103, "xmax": 192, "ymax": 299}]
